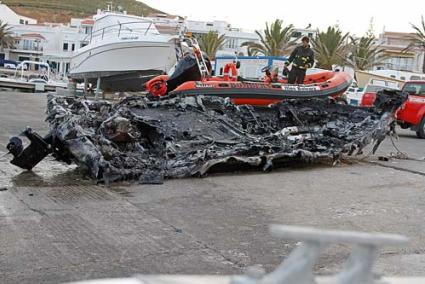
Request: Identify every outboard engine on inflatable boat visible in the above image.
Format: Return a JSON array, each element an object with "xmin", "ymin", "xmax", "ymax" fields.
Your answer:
[
  {"xmin": 146, "ymin": 53, "xmax": 212, "ymax": 97},
  {"xmin": 167, "ymin": 54, "xmax": 204, "ymax": 91}
]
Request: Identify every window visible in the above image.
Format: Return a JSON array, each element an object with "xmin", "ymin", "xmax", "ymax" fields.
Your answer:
[
  {"xmin": 19, "ymin": 19, "xmax": 24, "ymax": 24},
  {"xmin": 19, "ymin": 56, "xmax": 30, "ymax": 62},
  {"xmin": 292, "ymin": 31, "xmax": 302, "ymax": 38},
  {"xmin": 63, "ymin": 43, "xmax": 69, "ymax": 51},
  {"xmin": 410, "ymin": 76, "xmax": 420, "ymax": 80},
  {"xmin": 386, "ymin": 56, "xmax": 414, "ymax": 71},
  {"xmin": 225, "ymin": 38, "xmax": 236, "ymax": 49},
  {"xmin": 308, "ymin": 33, "xmax": 313, "ymax": 38},
  {"xmin": 365, "ymin": 85, "xmax": 399, "ymax": 93},
  {"xmin": 50, "ymin": 61, "xmax": 58, "ymax": 71},
  {"xmin": 400, "ymin": 76, "xmax": 406, "ymax": 80},
  {"xmin": 403, "ymin": 83, "xmax": 425, "ymax": 96},
  {"xmin": 23, "ymin": 39, "xmax": 30, "ymax": 50},
  {"xmin": 365, "ymin": 85, "xmax": 386, "ymax": 93},
  {"xmin": 71, "ymin": 44, "xmax": 75, "ymax": 51},
  {"xmin": 80, "ymin": 42, "xmax": 88, "ymax": 48},
  {"xmin": 25, "ymin": 21, "xmax": 28, "ymax": 25},
  {"xmin": 84, "ymin": 26, "xmax": 93, "ymax": 35}
]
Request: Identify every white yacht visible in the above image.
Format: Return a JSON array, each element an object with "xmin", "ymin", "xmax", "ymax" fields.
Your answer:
[{"xmin": 69, "ymin": 10, "xmax": 178, "ymax": 92}]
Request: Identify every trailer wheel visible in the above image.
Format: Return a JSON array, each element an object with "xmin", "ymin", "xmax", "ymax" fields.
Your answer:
[{"xmin": 416, "ymin": 117, "xmax": 425, "ymax": 139}]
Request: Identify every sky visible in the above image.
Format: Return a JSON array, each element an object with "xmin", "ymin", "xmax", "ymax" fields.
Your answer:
[{"xmin": 141, "ymin": 0, "xmax": 424, "ymax": 36}]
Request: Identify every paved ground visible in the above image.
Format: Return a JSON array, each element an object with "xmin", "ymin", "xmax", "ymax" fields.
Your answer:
[{"xmin": 0, "ymin": 92, "xmax": 424, "ymax": 283}]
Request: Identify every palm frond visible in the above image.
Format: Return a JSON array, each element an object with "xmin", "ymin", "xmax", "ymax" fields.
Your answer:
[
  {"xmin": 346, "ymin": 35, "xmax": 388, "ymax": 70},
  {"xmin": 404, "ymin": 16, "xmax": 425, "ymax": 72},
  {"xmin": 197, "ymin": 31, "xmax": 227, "ymax": 60},
  {"xmin": 0, "ymin": 20, "xmax": 15, "ymax": 49},
  {"xmin": 241, "ymin": 19, "xmax": 295, "ymax": 56},
  {"xmin": 311, "ymin": 26, "xmax": 350, "ymax": 70}
]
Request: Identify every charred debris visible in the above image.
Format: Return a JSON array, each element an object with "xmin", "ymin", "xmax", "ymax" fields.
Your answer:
[{"xmin": 7, "ymin": 90, "xmax": 406, "ymax": 184}]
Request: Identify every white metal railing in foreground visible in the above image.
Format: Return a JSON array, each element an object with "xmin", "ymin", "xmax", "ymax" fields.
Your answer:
[
  {"xmin": 69, "ymin": 225, "xmax": 425, "ymax": 284},
  {"xmin": 232, "ymin": 225, "xmax": 408, "ymax": 284}
]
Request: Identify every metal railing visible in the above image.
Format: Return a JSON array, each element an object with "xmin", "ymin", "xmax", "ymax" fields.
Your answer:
[
  {"xmin": 22, "ymin": 46, "xmax": 44, "ymax": 52},
  {"xmin": 379, "ymin": 62, "xmax": 416, "ymax": 72},
  {"xmin": 67, "ymin": 225, "xmax": 410, "ymax": 284},
  {"xmin": 85, "ymin": 21, "xmax": 155, "ymax": 43},
  {"xmin": 231, "ymin": 225, "xmax": 408, "ymax": 284}
]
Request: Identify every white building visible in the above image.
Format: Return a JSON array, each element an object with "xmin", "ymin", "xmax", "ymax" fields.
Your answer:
[
  {"xmin": 145, "ymin": 13, "xmax": 184, "ymax": 35},
  {"xmin": 0, "ymin": 2, "xmax": 37, "ymax": 25},
  {"xmin": 291, "ymin": 28, "xmax": 317, "ymax": 43},
  {"xmin": 374, "ymin": 31, "xmax": 424, "ymax": 73},
  {"xmin": 185, "ymin": 20, "xmax": 317, "ymax": 57},
  {"xmin": 3, "ymin": 19, "xmax": 93, "ymax": 77},
  {"xmin": 185, "ymin": 20, "xmax": 260, "ymax": 56}
]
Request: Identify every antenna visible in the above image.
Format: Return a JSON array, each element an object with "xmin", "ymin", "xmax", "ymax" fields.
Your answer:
[{"xmin": 107, "ymin": 0, "xmax": 114, "ymax": 12}]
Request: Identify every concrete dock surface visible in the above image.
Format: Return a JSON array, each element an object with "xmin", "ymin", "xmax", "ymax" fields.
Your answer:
[{"xmin": 0, "ymin": 92, "xmax": 424, "ymax": 283}]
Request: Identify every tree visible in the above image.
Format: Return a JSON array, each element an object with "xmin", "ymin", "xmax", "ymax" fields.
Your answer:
[
  {"xmin": 405, "ymin": 16, "xmax": 425, "ymax": 73},
  {"xmin": 311, "ymin": 26, "xmax": 349, "ymax": 70},
  {"xmin": 241, "ymin": 19, "xmax": 297, "ymax": 56},
  {"xmin": 197, "ymin": 31, "xmax": 226, "ymax": 60},
  {"xmin": 0, "ymin": 20, "xmax": 15, "ymax": 49},
  {"xmin": 346, "ymin": 35, "xmax": 387, "ymax": 70}
]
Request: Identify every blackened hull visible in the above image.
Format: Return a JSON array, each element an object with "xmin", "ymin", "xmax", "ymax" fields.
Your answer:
[
  {"xmin": 170, "ymin": 79, "xmax": 351, "ymax": 103},
  {"xmin": 81, "ymin": 70, "xmax": 164, "ymax": 92}
]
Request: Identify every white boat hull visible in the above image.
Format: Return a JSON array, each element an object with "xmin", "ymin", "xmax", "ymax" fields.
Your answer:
[
  {"xmin": 69, "ymin": 40, "xmax": 176, "ymax": 79},
  {"xmin": 0, "ymin": 77, "xmax": 67, "ymax": 92}
]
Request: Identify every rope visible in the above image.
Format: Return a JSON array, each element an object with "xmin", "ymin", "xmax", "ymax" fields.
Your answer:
[
  {"xmin": 342, "ymin": 131, "xmax": 425, "ymax": 164},
  {"xmin": 0, "ymin": 152, "xmax": 10, "ymax": 162},
  {"xmin": 386, "ymin": 134, "xmax": 425, "ymax": 162}
]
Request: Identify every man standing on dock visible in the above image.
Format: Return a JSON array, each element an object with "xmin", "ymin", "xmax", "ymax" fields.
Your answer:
[{"xmin": 285, "ymin": 36, "xmax": 314, "ymax": 84}]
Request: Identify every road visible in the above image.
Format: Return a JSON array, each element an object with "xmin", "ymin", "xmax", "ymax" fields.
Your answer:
[{"xmin": 0, "ymin": 92, "xmax": 424, "ymax": 283}]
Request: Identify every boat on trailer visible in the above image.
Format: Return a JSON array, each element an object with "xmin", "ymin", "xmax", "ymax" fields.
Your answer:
[{"xmin": 69, "ymin": 9, "xmax": 178, "ymax": 92}]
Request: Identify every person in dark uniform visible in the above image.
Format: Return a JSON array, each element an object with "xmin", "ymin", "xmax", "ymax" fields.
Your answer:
[{"xmin": 285, "ymin": 36, "xmax": 314, "ymax": 84}]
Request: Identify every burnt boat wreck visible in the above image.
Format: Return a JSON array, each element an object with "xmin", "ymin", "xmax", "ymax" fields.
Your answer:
[{"xmin": 7, "ymin": 90, "xmax": 406, "ymax": 184}]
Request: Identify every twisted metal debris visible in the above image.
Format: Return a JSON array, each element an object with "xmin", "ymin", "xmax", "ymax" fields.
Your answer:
[{"xmin": 8, "ymin": 90, "xmax": 406, "ymax": 184}]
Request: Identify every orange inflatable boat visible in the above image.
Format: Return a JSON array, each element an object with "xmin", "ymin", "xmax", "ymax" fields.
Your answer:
[{"xmin": 146, "ymin": 56, "xmax": 352, "ymax": 106}]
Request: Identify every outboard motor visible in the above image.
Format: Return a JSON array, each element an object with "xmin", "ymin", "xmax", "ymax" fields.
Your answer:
[
  {"xmin": 167, "ymin": 54, "xmax": 202, "ymax": 91},
  {"xmin": 146, "ymin": 53, "xmax": 211, "ymax": 97}
]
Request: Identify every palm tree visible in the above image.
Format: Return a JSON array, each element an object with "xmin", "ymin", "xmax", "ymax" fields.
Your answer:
[
  {"xmin": 311, "ymin": 26, "xmax": 349, "ymax": 70},
  {"xmin": 405, "ymin": 16, "xmax": 425, "ymax": 73},
  {"xmin": 0, "ymin": 20, "xmax": 15, "ymax": 49},
  {"xmin": 241, "ymin": 19, "xmax": 297, "ymax": 56},
  {"xmin": 346, "ymin": 35, "xmax": 387, "ymax": 70},
  {"xmin": 197, "ymin": 31, "xmax": 227, "ymax": 60}
]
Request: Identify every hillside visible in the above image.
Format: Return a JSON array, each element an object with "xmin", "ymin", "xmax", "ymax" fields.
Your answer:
[{"xmin": 3, "ymin": 0, "xmax": 163, "ymax": 23}]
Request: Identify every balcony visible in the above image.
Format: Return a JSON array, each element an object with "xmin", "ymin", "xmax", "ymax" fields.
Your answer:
[
  {"xmin": 379, "ymin": 62, "xmax": 415, "ymax": 72},
  {"xmin": 22, "ymin": 45, "xmax": 43, "ymax": 52},
  {"xmin": 9, "ymin": 45, "xmax": 44, "ymax": 54}
]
